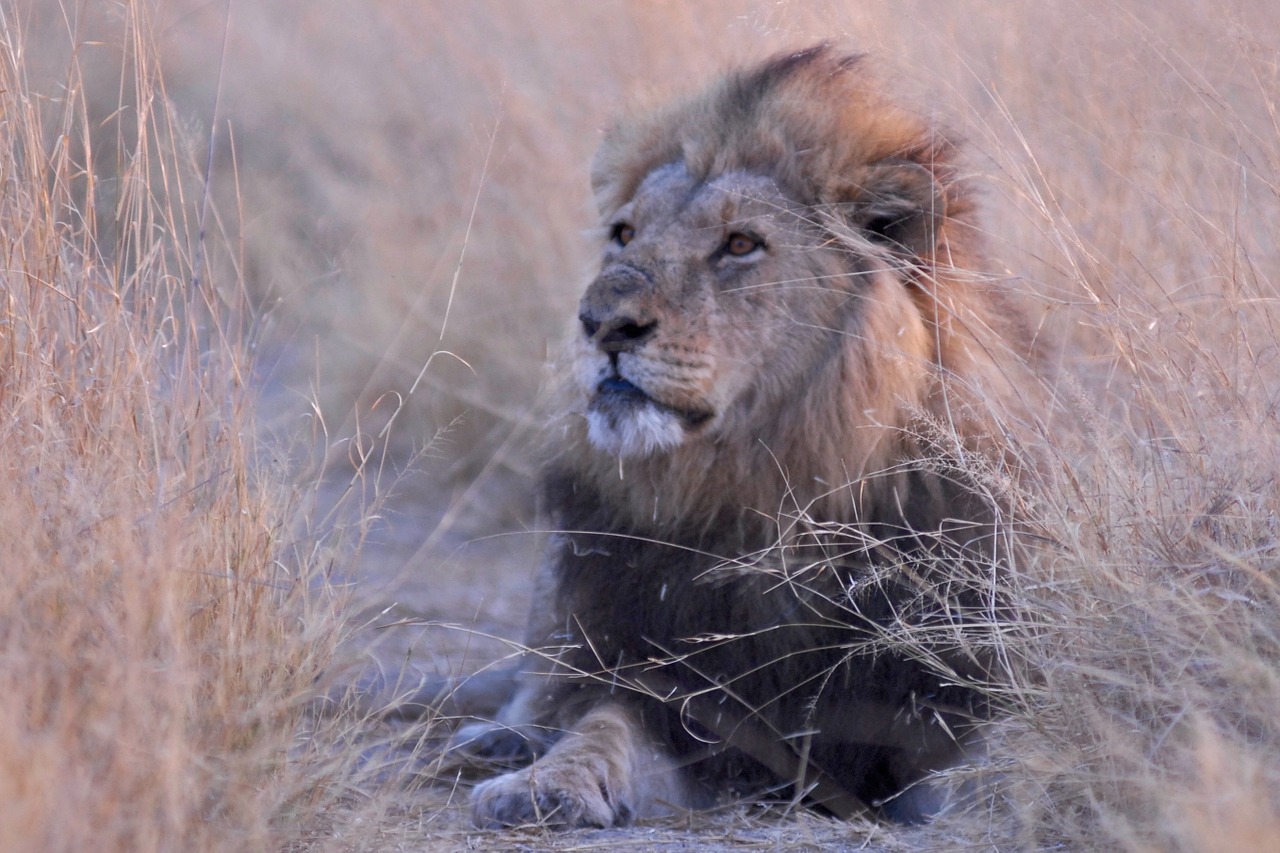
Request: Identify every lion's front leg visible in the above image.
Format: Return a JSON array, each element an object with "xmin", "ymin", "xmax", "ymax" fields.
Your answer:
[{"xmin": 470, "ymin": 702, "xmax": 690, "ymax": 829}]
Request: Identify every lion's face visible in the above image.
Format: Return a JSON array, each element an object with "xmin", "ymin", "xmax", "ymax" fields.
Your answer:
[{"xmin": 572, "ymin": 162, "xmax": 929, "ymax": 460}]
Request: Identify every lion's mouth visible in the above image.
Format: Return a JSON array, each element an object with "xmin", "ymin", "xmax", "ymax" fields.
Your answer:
[
  {"xmin": 597, "ymin": 375, "xmax": 648, "ymax": 401},
  {"xmin": 594, "ymin": 375, "xmax": 712, "ymax": 429}
]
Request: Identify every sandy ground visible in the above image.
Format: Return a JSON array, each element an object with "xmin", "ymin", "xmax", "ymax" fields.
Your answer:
[{"xmin": 339, "ymin": 475, "xmax": 538, "ymax": 698}]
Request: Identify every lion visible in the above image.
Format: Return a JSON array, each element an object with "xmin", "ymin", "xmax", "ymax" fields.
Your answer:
[{"xmin": 465, "ymin": 45, "xmax": 1040, "ymax": 829}]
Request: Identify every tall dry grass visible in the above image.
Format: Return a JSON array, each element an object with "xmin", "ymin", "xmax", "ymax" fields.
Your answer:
[
  {"xmin": 8, "ymin": 0, "xmax": 1280, "ymax": 850},
  {"xmin": 958, "ymin": 6, "xmax": 1280, "ymax": 848},
  {"xmin": 0, "ymin": 4, "xmax": 374, "ymax": 850}
]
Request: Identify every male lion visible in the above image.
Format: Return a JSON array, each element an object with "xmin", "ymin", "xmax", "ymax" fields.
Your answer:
[{"xmin": 467, "ymin": 45, "xmax": 1038, "ymax": 829}]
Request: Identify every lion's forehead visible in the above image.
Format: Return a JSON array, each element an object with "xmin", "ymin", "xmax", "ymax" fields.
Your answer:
[{"xmin": 627, "ymin": 165, "xmax": 796, "ymax": 231}]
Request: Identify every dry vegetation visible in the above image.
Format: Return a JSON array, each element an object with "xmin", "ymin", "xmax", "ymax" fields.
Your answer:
[
  {"xmin": 5, "ymin": 0, "xmax": 1280, "ymax": 850},
  {"xmin": 0, "ymin": 3, "xmax": 368, "ymax": 850}
]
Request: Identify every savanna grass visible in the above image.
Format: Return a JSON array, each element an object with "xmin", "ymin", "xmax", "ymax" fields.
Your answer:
[{"xmin": 0, "ymin": 4, "xmax": 369, "ymax": 850}]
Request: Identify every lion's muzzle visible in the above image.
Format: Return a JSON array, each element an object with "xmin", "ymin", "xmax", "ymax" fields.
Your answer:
[
  {"xmin": 575, "ymin": 262, "xmax": 715, "ymax": 458},
  {"xmin": 579, "ymin": 265, "xmax": 661, "ymax": 354}
]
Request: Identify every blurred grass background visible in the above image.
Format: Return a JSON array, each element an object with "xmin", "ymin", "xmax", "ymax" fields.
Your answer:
[{"xmin": 5, "ymin": 0, "xmax": 1280, "ymax": 849}]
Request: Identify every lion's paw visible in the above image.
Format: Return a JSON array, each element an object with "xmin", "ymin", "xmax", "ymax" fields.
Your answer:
[{"xmin": 470, "ymin": 761, "xmax": 635, "ymax": 829}]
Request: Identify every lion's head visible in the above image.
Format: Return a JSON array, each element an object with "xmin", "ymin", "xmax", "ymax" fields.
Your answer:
[{"xmin": 557, "ymin": 45, "xmax": 1031, "ymax": 529}]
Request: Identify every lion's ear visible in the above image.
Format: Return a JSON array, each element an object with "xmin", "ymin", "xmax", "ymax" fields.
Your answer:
[{"xmin": 851, "ymin": 159, "xmax": 945, "ymax": 261}]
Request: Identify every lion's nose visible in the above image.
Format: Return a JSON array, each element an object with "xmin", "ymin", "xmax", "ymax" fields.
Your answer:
[{"xmin": 580, "ymin": 313, "xmax": 658, "ymax": 353}]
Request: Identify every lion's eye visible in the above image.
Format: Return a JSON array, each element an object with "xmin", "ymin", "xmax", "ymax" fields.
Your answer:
[
  {"xmin": 611, "ymin": 223, "xmax": 636, "ymax": 247},
  {"xmin": 724, "ymin": 232, "xmax": 763, "ymax": 256}
]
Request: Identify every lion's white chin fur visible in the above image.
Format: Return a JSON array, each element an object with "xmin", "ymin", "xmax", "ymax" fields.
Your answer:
[{"xmin": 585, "ymin": 404, "xmax": 687, "ymax": 459}]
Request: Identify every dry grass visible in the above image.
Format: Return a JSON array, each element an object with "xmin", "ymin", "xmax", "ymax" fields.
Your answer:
[
  {"xmin": 0, "ymin": 3, "xmax": 377, "ymax": 850},
  {"xmin": 7, "ymin": 0, "xmax": 1280, "ymax": 850}
]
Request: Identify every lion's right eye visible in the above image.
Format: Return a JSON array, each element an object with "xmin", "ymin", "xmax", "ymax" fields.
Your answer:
[{"xmin": 610, "ymin": 223, "xmax": 636, "ymax": 247}]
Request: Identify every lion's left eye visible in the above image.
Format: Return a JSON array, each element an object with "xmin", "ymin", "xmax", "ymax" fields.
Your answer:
[{"xmin": 724, "ymin": 233, "xmax": 763, "ymax": 256}]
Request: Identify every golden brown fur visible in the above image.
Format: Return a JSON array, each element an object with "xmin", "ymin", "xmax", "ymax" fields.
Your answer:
[{"xmin": 468, "ymin": 45, "xmax": 1040, "ymax": 829}]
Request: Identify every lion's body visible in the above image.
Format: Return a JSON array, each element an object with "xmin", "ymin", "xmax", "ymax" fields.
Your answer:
[{"xmin": 469, "ymin": 46, "xmax": 1040, "ymax": 828}]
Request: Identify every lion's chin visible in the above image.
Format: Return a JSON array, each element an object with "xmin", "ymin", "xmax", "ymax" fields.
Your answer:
[
  {"xmin": 585, "ymin": 404, "xmax": 686, "ymax": 459},
  {"xmin": 585, "ymin": 379, "xmax": 700, "ymax": 459}
]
